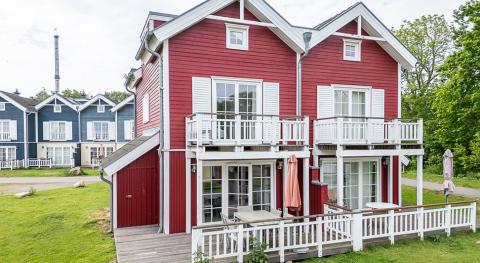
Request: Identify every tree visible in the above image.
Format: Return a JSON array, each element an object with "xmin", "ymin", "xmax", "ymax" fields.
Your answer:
[
  {"xmin": 105, "ymin": 91, "xmax": 131, "ymax": 102},
  {"xmin": 34, "ymin": 87, "xmax": 50, "ymax": 101},
  {"xmin": 393, "ymin": 15, "xmax": 453, "ymax": 167},
  {"xmin": 62, "ymin": 89, "xmax": 88, "ymax": 99},
  {"xmin": 432, "ymin": 0, "xmax": 480, "ymax": 173}
]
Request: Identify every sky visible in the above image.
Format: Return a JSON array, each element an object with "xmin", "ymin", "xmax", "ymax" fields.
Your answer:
[{"xmin": 0, "ymin": 0, "xmax": 467, "ymax": 98}]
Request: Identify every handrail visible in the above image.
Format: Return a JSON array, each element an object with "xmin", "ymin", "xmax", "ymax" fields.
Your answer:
[
  {"xmin": 187, "ymin": 112, "xmax": 306, "ymax": 119},
  {"xmin": 192, "ymin": 200, "xmax": 476, "ymax": 230},
  {"xmin": 325, "ymin": 202, "xmax": 353, "ymax": 212},
  {"xmin": 315, "ymin": 116, "xmax": 422, "ymax": 121}
]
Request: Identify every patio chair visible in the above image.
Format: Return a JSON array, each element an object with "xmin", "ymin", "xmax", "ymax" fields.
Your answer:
[{"xmin": 221, "ymin": 213, "xmax": 238, "ymax": 252}]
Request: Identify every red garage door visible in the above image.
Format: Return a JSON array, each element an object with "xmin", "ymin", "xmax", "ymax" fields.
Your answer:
[{"xmin": 117, "ymin": 149, "xmax": 159, "ymax": 228}]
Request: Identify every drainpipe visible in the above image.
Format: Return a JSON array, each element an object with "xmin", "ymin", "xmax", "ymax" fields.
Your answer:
[
  {"xmin": 123, "ymin": 76, "xmax": 136, "ymax": 138},
  {"xmin": 143, "ymin": 31, "xmax": 165, "ymax": 234},
  {"xmin": 98, "ymin": 165, "xmax": 113, "ymax": 232},
  {"xmin": 297, "ymin": 32, "xmax": 313, "ymax": 116}
]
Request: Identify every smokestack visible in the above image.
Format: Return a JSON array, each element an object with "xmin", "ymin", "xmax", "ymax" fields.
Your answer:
[{"xmin": 54, "ymin": 29, "xmax": 60, "ymax": 94}]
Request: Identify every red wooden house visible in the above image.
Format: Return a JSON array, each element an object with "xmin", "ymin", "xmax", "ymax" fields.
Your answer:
[{"xmin": 102, "ymin": 0, "xmax": 424, "ymax": 235}]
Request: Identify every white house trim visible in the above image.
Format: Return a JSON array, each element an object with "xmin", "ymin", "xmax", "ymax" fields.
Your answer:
[
  {"xmin": 124, "ymin": 68, "xmax": 142, "ymax": 88},
  {"xmin": 207, "ymin": 15, "xmax": 275, "ymax": 27},
  {"xmin": 162, "ymin": 39, "xmax": 171, "ymax": 235},
  {"xmin": 0, "ymin": 92, "xmax": 27, "ymax": 112},
  {"xmin": 113, "ymin": 173, "xmax": 118, "ymax": 229},
  {"xmin": 111, "ymin": 95, "xmax": 134, "ymax": 112},
  {"xmin": 35, "ymin": 94, "xmax": 78, "ymax": 111},
  {"xmin": 78, "ymin": 94, "xmax": 116, "ymax": 111}
]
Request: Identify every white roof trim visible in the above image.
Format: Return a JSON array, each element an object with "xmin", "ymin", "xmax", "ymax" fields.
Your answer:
[
  {"xmin": 35, "ymin": 93, "xmax": 78, "ymax": 111},
  {"xmin": 309, "ymin": 3, "xmax": 417, "ymax": 69},
  {"xmin": 0, "ymin": 92, "xmax": 27, "ymax": 112},
  {"xmin": 111, "ymin": 95, "xmax": 134, "ymax": 112},
  {"xmin": 103, "ymin": 134, "xmax": 159, "ymax": 175},
  {"xmin": 78, "ymin": 94, "xmax": 116, "ymax": 111},
  {"xmin": 125, "ymin": 68, "xmax": 142, "ymax": 88}
]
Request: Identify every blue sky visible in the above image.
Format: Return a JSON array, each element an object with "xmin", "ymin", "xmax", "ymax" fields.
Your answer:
[{"xmin": 0, "ymin": 0, "xmax": 467, "ymax": 97}]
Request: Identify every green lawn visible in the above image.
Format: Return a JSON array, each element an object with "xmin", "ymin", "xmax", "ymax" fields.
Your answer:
[
  {"xmin": 0, "ymin": 183, "xmax": 115, "ymax": 262},
  {"xmin": 0, "ymin": 167, "xmax": 98, "ymax": 177},
  {"xmin": 404, "ymin": 169, "xmax": 480, "ymax": 189}
]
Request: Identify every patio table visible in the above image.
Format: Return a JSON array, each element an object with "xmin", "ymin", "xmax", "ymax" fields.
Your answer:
[
  {"xmin": 365, "ymin": 202, "xmax": 400, "ymax": 209},
  {"xmin": 234, "ymin": 210, "xmax": 293, "ymax": 227}
]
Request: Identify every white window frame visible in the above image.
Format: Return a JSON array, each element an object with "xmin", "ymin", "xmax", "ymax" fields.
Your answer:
[
  {"xmin": 0, "ymin": 102, "xmax": 5, "ymax": 111},
  {"xmin": 343, "ymin": 39, "xmax": 362, "ymax": 61},
  {"xmin": 46, "ymin": 146, "xmax": 72, "ymax": 166},
  {"xmin": 142, "ymin": 94, "xmax": 150, "ymax": 124},
  {"xmin": 333, "ymin": 85, "xmax": 371, "ymax": 117},
  {"xmin": 49, "ymin": 121, "xmax": 66, "ymax": 141},
  {"xmin": 53, "ymin": 105, "xmax": 62, "ymax": 113},
  {"xmin": 212, "ymin": 77, "xmax": 262, "ymax": 116},
  {"xmin": 226, "ymin": 23, "xmax": 249, "ymax": 51},
  {"xmin": 92, "ymin": 121, "xmax": 109, "ymax": 141},
  {"xmin": 97, "ymin": 105, "xmax": 105, "ymax": 113},
  {"xmin": 199, "ymin": 160, "xmax": 275, "ymax": 225},
  {"xmin": 320, "ymin": 157, "xmax": 381, "ymax": 209},
  {"xmin": 0, "ymin": 120, "xmax": 10, "ymax": 141},
  {"xmin": 0, "ymin": 146, "xmax": 16, "ymax": 161},
  {"xmin": 90, "ymin": 146, "xmax": 114, "ymax": 164}
]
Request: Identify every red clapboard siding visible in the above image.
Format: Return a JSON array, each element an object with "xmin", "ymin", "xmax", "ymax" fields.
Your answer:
[
  {"xmin": 169, "ymin": 151, "xmax": 186, "ymax": 233},
  {"xmin": 168, "ymin": 2, "xmax": 297, "ymax": 149},
  {"xmin": 302, "ymin": 21, "xmax": 398, "ymax": 143},
  {"xmin": 135, "ymin": 58, "xmax": 161, "ymax": 135},
  {"xmin": 117, "ymin": 148, "xmax": 159, "ymax": 228}
]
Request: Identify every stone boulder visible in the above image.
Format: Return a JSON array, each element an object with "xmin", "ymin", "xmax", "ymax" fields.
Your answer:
[
  {"xmin": 73, "ymin": 180, "xmax": 86, "ymax": 188},
  {"xmin": 69, "ymin": 167, "xmax": 83, "ymax": 176},
  {"xmin": 15, "ymin": 192, "xmax": 32, "ymax": 198}
]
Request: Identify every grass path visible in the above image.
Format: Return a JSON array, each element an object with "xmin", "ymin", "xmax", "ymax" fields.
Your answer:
[
  {"xmin": 0, "ymin": 183, "xmax": 115, "ymax": 263},
  {"xmin": 404, "ymin": 169, "xmax": 480, "ymax": 189},
  {"xmin": 0, "ymin": 167, "xmax": 98, "ymax": 177}
]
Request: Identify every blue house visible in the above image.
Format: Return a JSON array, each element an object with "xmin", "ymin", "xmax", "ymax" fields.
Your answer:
[
  {"xmin": 0, "ymin": 91, "xmax": 37, "ymax": 168},
  {"xmin": 35, "ymin": 93, "xmax": 80, "ymax": 167},
  {"xmin": 111, "ymin": 95, "xmax": 135, "ymax": 143},
  {"xmin": 78, "ymin": 94, "xmax": 118, "ymax": 166}
]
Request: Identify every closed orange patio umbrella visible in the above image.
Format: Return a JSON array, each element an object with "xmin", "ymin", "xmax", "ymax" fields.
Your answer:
[{"xmin": 285, "ymin": 155, "xmax": 302, "ymax": 211}]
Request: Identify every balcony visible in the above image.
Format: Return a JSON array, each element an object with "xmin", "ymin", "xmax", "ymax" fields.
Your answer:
[
  {"xmin": 314, "ymin": 117, "xmax": 423, "ymax": 145},
  {"xmin": 186, "ymin": 113, "xmax": 309, "ymax": 147},
  {"xmin": 0, "ymin": 132, "xmax": 10, "ymax": 141}
]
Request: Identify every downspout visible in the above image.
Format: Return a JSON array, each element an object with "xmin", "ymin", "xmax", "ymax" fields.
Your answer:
[
  {"xmin": 98, "ymin": 165, "xmax": 113, "ymax": 232},
  {"xmin": 297, "ymin": 32, "xmax": 313, "ymax": 116},
  {"xmin": 143, "ymin": 31, "xmax": 165, "ymax": 233},
  {"xmin": 124, "ymin": 77, "xmax": 136, "ymax": 138}
]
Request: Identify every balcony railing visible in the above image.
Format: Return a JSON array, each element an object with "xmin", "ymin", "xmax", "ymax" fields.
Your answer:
[
  {"xmin": 314, "ymin": 117, "xmax": 423, "ymax": 145},
  {"xmin": 0, "ymin": 160, "xmax": 24, "ymax": 170},
  {"xmin": 186, "ymin": 113, "xmax": 309, "ymax": 146},
  {"xmin": 28, "ymin": 158, "xmax": 53, "ymax": 168},
  {"xmin": 0, "ymin": 132, "xmax": 10, "ymax": 141}
]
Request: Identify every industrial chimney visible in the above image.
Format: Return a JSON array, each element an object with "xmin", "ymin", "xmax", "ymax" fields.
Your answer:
[{"xmin": 54, "ymin": 29, "xmax": 60, "ymax": 94}]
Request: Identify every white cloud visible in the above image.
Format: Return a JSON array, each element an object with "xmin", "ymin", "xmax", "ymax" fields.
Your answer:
[{"xmin": 0, "ymin": 0, "xmax": 466, "ymax": 98}]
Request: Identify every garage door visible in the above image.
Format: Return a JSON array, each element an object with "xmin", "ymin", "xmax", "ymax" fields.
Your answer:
[{"xmin": 116, "ymin": 149, "xmax": 159, "ymax": 228}]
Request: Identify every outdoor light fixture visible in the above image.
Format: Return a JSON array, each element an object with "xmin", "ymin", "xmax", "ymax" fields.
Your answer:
[
  {"xmin": 191, "ymin": 164, "xmax": 197, "ymax": 173},
  {"xmin": 276, "ymin": 160, "xmax": 284, "ymax": 170}
]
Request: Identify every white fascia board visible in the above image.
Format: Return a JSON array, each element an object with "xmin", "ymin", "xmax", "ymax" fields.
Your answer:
[
  {"xmin": 197, "ymin": 150, "xmax": 310, "ymax": 160},
  {"xmin": 337, "ymin": 148, "xmax": 424, "ymax": 157},
  {"xmin": 79, "ymin": 94, "xmax": 116, "ymax": 111},
  {"xmin": 0, "ymin": 92, "xmax": 27, "ymax": 112},
  {"xmin": 35, "ymin": 94, "xmax": 78, "ymax": 111},
  {"xmin": 104, "ymin": 135, "xmax": 160, "ymax": 175},
  {"xmin": 111, "ymin": 95, "xmax": 134, "ymax": 112},
  {"xmin": 310, "ymin": 3, "xmax": 417, "ymax": 69},
  {"xmin": 123, "ymin": 68, "xmax": 142, "ymax": 88}
]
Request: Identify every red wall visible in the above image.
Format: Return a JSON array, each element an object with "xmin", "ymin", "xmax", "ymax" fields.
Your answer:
[{"xmin": 135, "ymin": 58, "xmax": 161, "ymax": 135}]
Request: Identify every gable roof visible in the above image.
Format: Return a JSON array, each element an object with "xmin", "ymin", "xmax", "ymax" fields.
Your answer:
[
  {"xmin": 308, "ymin": 2, "xmax": 417, "ymax": 69},
  {"xmin": 111, "ymin": 95, "xmax": 134, "ymax": 112},
  {"xmin": 102, "ymin": 132, "xmax": 159, "ymax": 175},
  {"xmin": 0, "ymin": 91, "xmax": 38, "ymax": 112},
  {"xmin": 35, "ymin": 93, "xmax": 79, "ymax": 111},
  {"xmin": 137, "ymin": 0, "xmax": 305, "ymax": 61},
  {"xmin": 78, "ymin": 94, "xmax": 116, "ymax": 111}
]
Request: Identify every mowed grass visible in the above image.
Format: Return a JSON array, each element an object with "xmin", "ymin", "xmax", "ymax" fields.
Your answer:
[
  {"xmin": 0, "ymin": 167, "xmax": 98, "ymax": 177},
  {"xmin": 404, "ymin": 169, "xmax": 480, "ymax": 189},
  {"xmin": 0, "ymin": 183, "xmax": 115, "ymax": 262},
  {"xmin": 303, "ymin": 186, "xmax": 480, "ymax": 263}
]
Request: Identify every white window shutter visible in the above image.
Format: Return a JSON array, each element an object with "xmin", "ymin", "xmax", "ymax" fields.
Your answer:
[
  {"xmin": 124, "ymin": 120, "xmax": 132, "ymax": 140},
  {"xmin": 317, "ymin": 86, "xmax": 333, "ymax": 118},
  {"xmin": 192, "ymin": 77, "xmax": 212, "ymax": 113},
  {"xmin": 65, "ymin": 122, "xmax": 72, "ymax": 141},
  {"xmin": 9, "ymin": 120, "xmax": 17, "ymax": 140},
  {"xmin": 87, "ymin": 122, "xmax": 93, "ymax": 140},
  {"xmin": 43, "ymin": 122, "xmax": 50, "ymax": 141},
  {"xmin": 262, "ymin": 82, "xmax": 280, "ymax": 142},
  {"xmin": 142, "ymin": 94, "xmax": 150, "ymax": 123},
  {"xmin": 108, "ymin": 122, "xmax": 116, "ymax": 141},
  {"xmin": 370, "ymin": 88, "xmax": 385, "ymax": 143}
]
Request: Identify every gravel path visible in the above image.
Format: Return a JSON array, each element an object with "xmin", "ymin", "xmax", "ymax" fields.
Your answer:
[
  {"xmin": 0, "ymin": 176, "xmax": 103, "ymax": 195},
  {"xmin": 403, "ymin": 178, "xmax": 480, "ymax": 198}
]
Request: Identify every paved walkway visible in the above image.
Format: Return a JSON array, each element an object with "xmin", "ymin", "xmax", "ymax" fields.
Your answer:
[
  {"xmin": 403, "ymin": 178, "xmax": 480, "ymax": 199},
  {"xmin": 0, "ymin": 176, "xmax": 102, "ymax": 195}
]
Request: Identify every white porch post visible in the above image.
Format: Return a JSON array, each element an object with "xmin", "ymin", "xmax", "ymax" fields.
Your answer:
[
  {"xmin": 283, "ymin": 157, "xmax": 288, "ymax": 214},
  {"xmin": 303, "ymin": 157, "xmax": 310, "ymax": 217},
  {"xmin": 388, "ymin": 156, "xmax": 393, "ymax": 204},
  {"xmin": 185, "ymin": 157, "xmax": 191, "ymax": 233},
  {"xmin": 196, "ymin": 159, "xmax": 203, "ymax": 226},
  {"xmin": 337, "ymin": 156, "xmax": 344, "ymax": 206},
  {"xmin": 416, "ymin": 155, "xmax": 423, "ymax": 206}
]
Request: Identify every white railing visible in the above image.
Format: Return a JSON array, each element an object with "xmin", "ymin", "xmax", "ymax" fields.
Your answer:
[
  {"xmin": 313, "ymin": 117, "xmax": 423, "ymax": 145},
  {"xmin": 28, "ymin": 158, "xmax": 52, "ymax": 168},
  {"xmin": 192, "ymin": 201, "xmax": 476, "ymax": 263},
  {"xmin": 0, "ymin": 160, "xmax": 24, "ymax": 170},
  {"xmin": 186, "ymin": 113, "xmax": 309, "ymax": 146},
  {"xmin": 0, "ymin": 132, "xmax": 10, "ymax": 141}
]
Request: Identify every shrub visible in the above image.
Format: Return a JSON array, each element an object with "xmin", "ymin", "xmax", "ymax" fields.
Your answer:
[
  {"xmin": 246, "ymin": 237, "xmax": 267, "ymax": 263},
  {"xmin": 193, "ymin": 250, "xmax": 210, "ymax": 263}
]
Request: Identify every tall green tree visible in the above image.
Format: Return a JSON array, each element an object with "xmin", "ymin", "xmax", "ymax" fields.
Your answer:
[
  {"xmin": 394, "ymin": 15, "xmax": 453, "ymax": 166},
  {"xmin": 433, "ymin": 0, "xmax": 480, "ymax": 173},
  {"xmin": 34, "ymin": 87, "xmax": 50, "ymax": 101},
  {"xmin": 105, "ymin": 91, "xmax": 130, "ymax": 102},
  {"xmin": 62, "ymin": 89, "xmax": 88, "ymax": 99}
]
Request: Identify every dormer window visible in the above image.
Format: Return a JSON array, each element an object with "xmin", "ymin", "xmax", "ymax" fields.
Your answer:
[
  {"xmin": 54, "ymin": 105, "xmax": 62, "ymax": 113},
  {"xmin": 343, "ymin": 39, "xmax": 361, "ymax": 61},
  {"xmin": 226, "ymin": 24, "xmax": 249, "ymax": 50},
  {"xmin": 0, "ymin": 102, "xmax": 5, "ymax": 111},
  {"xmin": 97, "ymin": 105, "xmax": 105, "ymax": 113}
]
